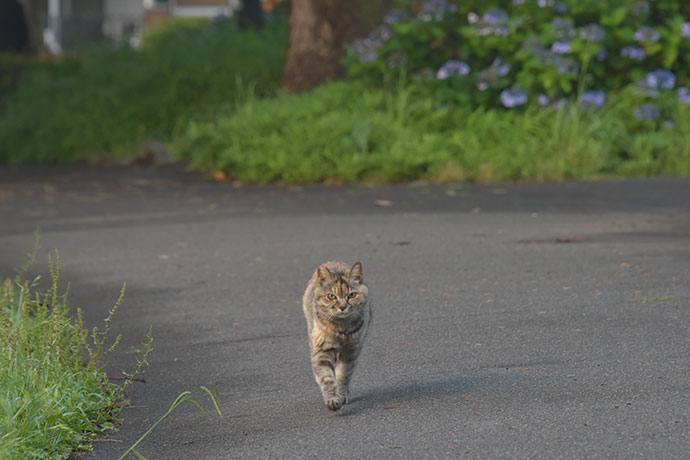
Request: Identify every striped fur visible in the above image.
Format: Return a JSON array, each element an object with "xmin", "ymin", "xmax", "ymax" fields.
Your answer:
[{"xmin": 302, "ymin": 261, "xmax": 371, "ymax": 411}]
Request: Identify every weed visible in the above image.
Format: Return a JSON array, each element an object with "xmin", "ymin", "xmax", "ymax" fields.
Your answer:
[
  {"xmin": 0, "ymin": 242, "xmax": 152, "ymax": 459},
  {"xmin": 172, "ymin": 81, "xmax": 690, "ymax": 184},
  {"xmin": 640, "ymin": 294, "xmax": 675, "ymax": 303},
  {"xmin": 118, "ymin": 386, "xmax": 221, "ymax": 460}
]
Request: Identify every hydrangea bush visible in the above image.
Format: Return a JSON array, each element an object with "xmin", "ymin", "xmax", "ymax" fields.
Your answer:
[{"xmin": 344, "ymin": 0, "xmax": 690, "ymax": 117}]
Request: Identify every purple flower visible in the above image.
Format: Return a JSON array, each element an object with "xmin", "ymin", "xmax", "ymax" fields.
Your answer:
[
  {"xmin": 484, "ymin": 8, "xmax": 509, "ymax": 25},
  {"xmin": 554, "ymin": 2, "xmax": 568, "ymax": 13},
  {"xmin": 371, "ymin": 25, "xmax": 392, "ymax": 42},
  {"xmin": 580, "ymin": 24, "xmax": 606, "ymax": 42},
  {"xmin": 621, "ymin": 46, "xmax": 646, "ymax": 60},
  {"xmin": 634, "ymin": 103, "xmax": 661, "ymax": 121},
  {"xmin": 349, "ymin": 39, "xmax": 379, "ymax": 63},
  {"xmin": 500, "ymin": 87, "xmax": 528, "ymax": 108},
  {"xmin": 349, "ymin": 23, "xmax": 394, "ymax": 64},
  {"xmin": 552, "ymin": 18, "xmax": 575, "ymax": 39},
  {"xmin": 522, "ymin": 37, "xmax": 551, "ymax": 63},
  {"xmin": 357, "ymin": 48, "xmax": 378, "ymax": 63},
  {"xmin": 580, "ymin": 90, "xmax": 606, "ymax": 108},
  {"xmin": 551, "ymin": 40, "xmax": 572, "ymax": 54},
  {"xmin": 632, "ymin": 1, "xmax": 650, "ymax": 16},
  {"xmin": 436, "ymin": 60, "xmax": 471, "ymax": 79},
  {"xmin": 420, "ymin": 0, "xmax": 457, "ymax": 20},
  {"xmin": 647, "ymin": 69, "xmax": 676, "ymax": 90},
  {"xmin": 634, "ymin": 26, "xmax": 660, "ymax": 43},
  {"xmin": 596, "ymin": 49, "xmax": 608, "ymax": 61},
  {"xmin": 477, "ymin": 26, "xmax": 510, "ymax": 37},
  {"xmin": 473, "ymin": 8, "xmax": 510, "ymax": 37},
  {"xmin": 493, "ymin": 58, "xmax": 511, "ymax": 76},
  {"xmin": 476, "ymin": 58, "xmax": 510, "ymax": 90},
  {"xmin": 538, "ymin": 94, "xmax": 550, "ymax": 107},
  {"xmin": 478, "ymin": 26, "xmax": 510, "ymax": 37},
  {"xmin": 349, "ymin": 24, "xmax": 394, "ymax": 64},
  {"xmin": 682, "ymin": 22, "xmax": 690, "ymax": 38},
  {"xmin": 551, "ymin": 56, "xmax": 579, "ymax": 75},
  {"xmin": 677, "ymin": 87, "xmax": 690, "ymax": 104},
  {"xmin": 513, "ymin": 0, "xmax": 525, "ymax": 4},
  {"xmin": 383, "ymin": 10, "xmax": 412, "ymax": 25}
]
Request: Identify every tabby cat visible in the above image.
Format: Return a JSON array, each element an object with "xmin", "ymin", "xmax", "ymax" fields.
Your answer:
[{"xmin": 302, "ymin": 261, "xmax": 371, "ymax": 411}]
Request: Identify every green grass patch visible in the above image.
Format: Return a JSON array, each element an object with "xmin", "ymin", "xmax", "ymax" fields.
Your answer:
[
  {"xmin": 172, "ymin": 81, "xmax": 690, "ymax": 184},
  {"xmin": 640, "ymin": 294, "xmax": 675, "ymax": 303},
  {"xmin": 0, "ymin": 17, "xmax": 287, "ymax": 164},
  {"xmin": 0, "ymin": 249, "xmax": 151, "ymax": 460}
]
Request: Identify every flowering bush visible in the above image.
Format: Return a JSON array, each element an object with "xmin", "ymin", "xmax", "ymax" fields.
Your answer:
[{"xmin": 344, "ymin": 0, "xmax": 690, "ymax": 114}]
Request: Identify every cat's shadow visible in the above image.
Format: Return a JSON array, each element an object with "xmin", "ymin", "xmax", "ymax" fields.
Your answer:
[{"xmin": 337, "ymin": 375, "xmax": 482, "ymax": 417}]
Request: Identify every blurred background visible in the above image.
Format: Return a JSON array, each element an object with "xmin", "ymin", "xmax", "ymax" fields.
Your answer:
[{"xmin": 1, "ymin": 0, "xmax": 689, "ymax": 183}]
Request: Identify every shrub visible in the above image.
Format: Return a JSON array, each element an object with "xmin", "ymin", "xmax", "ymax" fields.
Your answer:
[
  {"xmin": 172, "ymin": 81, "xmax": 690, "ymax": 184},
  {"xmin": 0, "ymin": 52, "xmax": 38, "ymax": 103},
  {"xmin": 344, "ymin": 0, "xmax": 690, "ymax": 115},
  {"xmin": 0, "ymin": 16, "xmax": 287, "ymax": 164}
]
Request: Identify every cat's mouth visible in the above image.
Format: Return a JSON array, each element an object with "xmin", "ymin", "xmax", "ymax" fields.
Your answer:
[{"xmin": 334, "ymin": 309, "xmax": 357, "ymax": 318}]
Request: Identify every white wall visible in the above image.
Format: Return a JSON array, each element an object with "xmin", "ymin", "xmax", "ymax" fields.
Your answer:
[
  {"xmin": 169, "ymin": 0, "xmax": 240, "ymax": 18},
  {"xmin": 103, "ymin": 0, "xmax": 144, "ymax": 43}
]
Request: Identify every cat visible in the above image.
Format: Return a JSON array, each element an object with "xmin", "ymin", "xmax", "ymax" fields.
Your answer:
[{"xmin": 302, "ymin": 261, "xmax": 371, "ymax": 411}]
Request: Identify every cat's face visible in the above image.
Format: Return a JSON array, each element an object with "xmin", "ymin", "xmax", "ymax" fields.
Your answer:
[{"xmin": 315, "ymin": 262, "xmax": 368, "ymax": 319}]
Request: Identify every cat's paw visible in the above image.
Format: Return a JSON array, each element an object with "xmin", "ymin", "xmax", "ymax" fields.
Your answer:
[
  {"xmin": 339, "ymin": 389, "xmax": 350, "ymax": 405},
  {"xmin": 324, "ymin": 395, "xmax": 345, "ymax": 411}
]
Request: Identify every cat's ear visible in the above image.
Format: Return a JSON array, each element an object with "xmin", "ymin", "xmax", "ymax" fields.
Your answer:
[
  {"xmin": 317, "ymin": 266, "xmax": 336, "ymax": 285},
  {"xmin": 348, "ymin": 262, "xmax": 363, "ymax": 283}
]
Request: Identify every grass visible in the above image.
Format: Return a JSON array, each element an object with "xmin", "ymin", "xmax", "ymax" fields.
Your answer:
[
  {"xmin": 0, "ymin": 52, "xmax": 39, "ymax": 102},
  {"xmin": 2, "ymin": 11, "xmax": 689, "ymax": 184},
  {"xmin": 0, "ymin": 242, "xmax": 220, "ymax": 460},
  {"xmin": 118, "ymin": 386, "xmax": 221, "ymax": 460},
  {"xmin": 0, "ymin": 16, "xmax": 287, "ymax": 164},
  {"xmin": 172, "ymin": 81, "xmax": 690, "ymax": 184},
  {"xmin": 0, "ymin": 247, "xmax": 152, "ymax": 460},
  {"xmin": 640, "ymin": 294, "xmax": 675, "ymax": 303}
]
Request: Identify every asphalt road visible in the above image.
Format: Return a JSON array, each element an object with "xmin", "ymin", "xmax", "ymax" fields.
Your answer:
[{"xmin": 1, "ymin": 166, "xmax": 689, "ymax": 459}]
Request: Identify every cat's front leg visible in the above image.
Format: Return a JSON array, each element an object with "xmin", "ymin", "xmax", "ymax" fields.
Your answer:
[
  {"xmin": 311, "ymin": 348, "xmax": 344, "ymax": 411},
  {"xmin": 335, "ymin": 347, "xmax": 359, "ymax": 404}
]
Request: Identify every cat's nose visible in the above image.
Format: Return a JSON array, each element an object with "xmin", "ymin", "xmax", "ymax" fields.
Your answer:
[{"xmin": 337, "ymin": 304, "xmax": 347, "ymax": 311}]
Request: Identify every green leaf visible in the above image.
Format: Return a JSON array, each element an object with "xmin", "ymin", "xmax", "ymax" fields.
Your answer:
[
  {"xmin": 663, "ymin": 45, "xmax": 679, "ymax": 68},
  {"xmin": 601, "ymin": 7, "xmax": 628, "ymax": 27}
]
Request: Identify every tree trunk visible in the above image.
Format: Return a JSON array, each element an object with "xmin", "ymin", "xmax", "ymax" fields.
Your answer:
[
  {"xmin": 21, "ymin": 0, "xmax": 42, "ymax": 53},
  {"xmin": 281, "ymin": 0, "xmax": 366, "ymax": 93}
]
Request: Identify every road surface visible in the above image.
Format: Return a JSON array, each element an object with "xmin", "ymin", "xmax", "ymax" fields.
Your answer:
[{"xmin": 1, "ymin": 165, "xmax": 689, "ymax": 459}]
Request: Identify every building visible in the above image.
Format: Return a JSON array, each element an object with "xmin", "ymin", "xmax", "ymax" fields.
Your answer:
[{"xmin": 36, "ymin": 0, "xmax": 240, "ymax": 52}]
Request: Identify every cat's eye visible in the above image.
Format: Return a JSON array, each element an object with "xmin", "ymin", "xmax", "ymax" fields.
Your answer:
[
  {"xmin": 348, "ymin": 292, "xmax": 357, "ymax": 299},
  {"xmin": 327, "ymin": 293, "xmax": 337, "ymax": 300}
]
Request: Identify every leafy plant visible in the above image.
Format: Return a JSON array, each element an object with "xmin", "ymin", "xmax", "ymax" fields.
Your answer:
[
  {"xmin": 0, "ymin": 15, "xmax": 287, "ymax": 164},
  {"xmin": 0, "ymin": 240, "xmax": 152, "ymax": 459},
  {"xmin": 344, "ymin": 0, "xmax": 690, "ymax": 116},
  {"xmin": 172, "ymin": 80, "xmax": 690, "ymax": 184}
]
